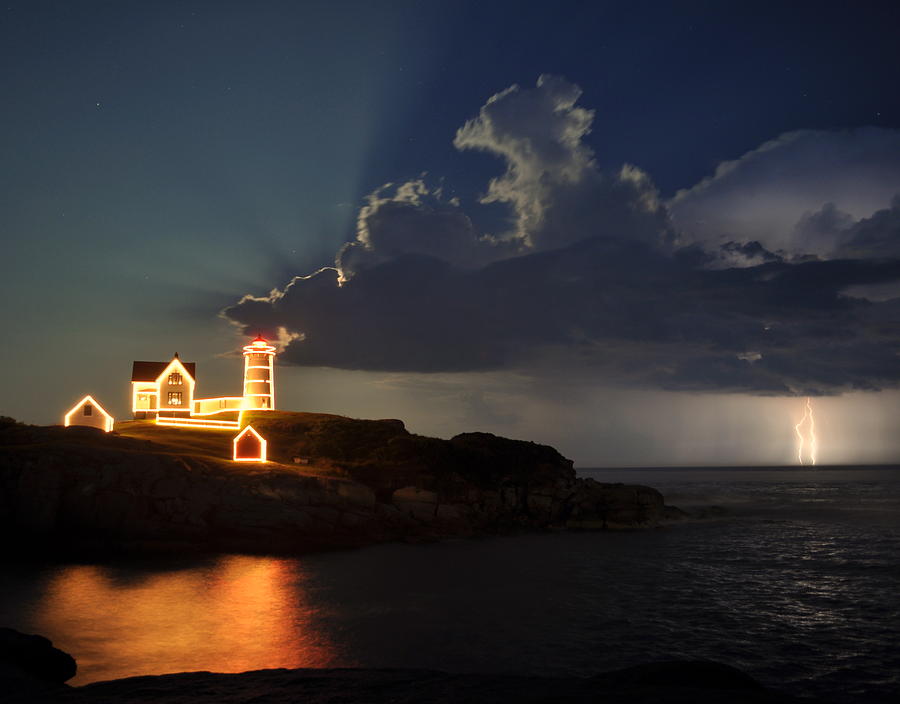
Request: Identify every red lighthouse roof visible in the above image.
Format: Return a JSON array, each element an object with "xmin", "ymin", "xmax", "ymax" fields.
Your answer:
[
  {"xmin": 243, "ymin": 333, "xmax": 276, "ymax": 356},
  {"xmin": 246, "ymin": 333, "xmax": 275, "ymax": 351}
]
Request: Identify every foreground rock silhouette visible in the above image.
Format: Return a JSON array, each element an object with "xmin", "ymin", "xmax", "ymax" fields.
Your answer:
[
  {"xmin": 5, "ymin": 659, "xmax": 823, "ymax": 703},
  {"xmin": 0, "ymin": 413, "xmax": 685, "ymax": 556},
  {"xmin": 0, "ymin": 632, "xmax": 818, "ymax": 703},
  {"xmin": 0, "ymin": 628, "xmax": 76, "ymax": 699}
]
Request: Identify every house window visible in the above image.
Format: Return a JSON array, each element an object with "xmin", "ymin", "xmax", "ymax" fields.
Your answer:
[
  {"xmin": 168, "ymin": 373, "xmax": 183, "ymax": 385},
  {"xmin": 83, "ymin": 404, "xmax": 93, "ymax": 416},
  {"xmin": 168, "ymin": 392, "xmax": 183, "ymax": 406}
]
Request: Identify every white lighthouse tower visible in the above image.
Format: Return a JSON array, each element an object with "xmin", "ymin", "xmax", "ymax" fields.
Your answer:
[{"xmin": 242, "ymin": 334, "xmax": 276, "ymax": 410}]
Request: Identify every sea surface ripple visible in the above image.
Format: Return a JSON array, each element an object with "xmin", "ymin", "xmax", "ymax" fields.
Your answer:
[{"xmin": 1, "ymin": 466, "xmax": 898, "ymax": 703}]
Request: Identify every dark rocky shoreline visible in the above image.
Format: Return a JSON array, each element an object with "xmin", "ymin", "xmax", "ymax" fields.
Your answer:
[
  {"xmin": 0, "ymin": 413, "xmax": 687, "ymax": 557},
  {"xmin": 1, "ymin": 627, "xmax": 821, "ymax": 703},
  {"xmin": 0, "ymin": 417, "xmax": 835, "ymax": 703}
]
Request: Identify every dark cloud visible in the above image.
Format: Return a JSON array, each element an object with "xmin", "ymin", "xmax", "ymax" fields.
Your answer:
[
  {"xmin": 793, "ymin": 203, "xmax": 857, "ymax": 254},
  {"xmin": 835, "ymin": 196, "xmax": 900, "ymax": 259},
  {"xmin": 790, "ymin": 197, "xmax": 900, "ymax": 260},
  {"xmin": 224, "ymin": 235, "xmax": 900, "ymax": 394},
  {"xmin": 222, "ymin": 77, "xmax": 900, "ymax": 396},
  {"xmin": 336, "ymin": 179, "xmax": 513, "ymax": 279},
  {"xmin": 696, "ymin": 240, "xmax": 785, "ymax": 269}
]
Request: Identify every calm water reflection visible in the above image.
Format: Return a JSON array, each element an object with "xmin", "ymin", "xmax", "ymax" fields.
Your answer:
[
  {"xmin": 31, "ymin": 556, "xmax": 337, "ymax": 684},
  {"xmin": 2, "ymin": 467, "xmax": 899, "ymax": 703}
]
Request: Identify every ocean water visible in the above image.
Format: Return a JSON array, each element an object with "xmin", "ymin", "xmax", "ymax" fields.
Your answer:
[{"xmin": 1, "ymin": 466, "xmax": 898, "ymax": 702}]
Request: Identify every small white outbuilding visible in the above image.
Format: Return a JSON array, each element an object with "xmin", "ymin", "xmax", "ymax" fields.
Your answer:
[{"xmin": 64, "ymin": 395, "xmax": 114, "ymax": 433}]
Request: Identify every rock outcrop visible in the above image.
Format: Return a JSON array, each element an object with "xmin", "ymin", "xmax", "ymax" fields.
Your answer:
[
  {"xmin": 0, "ymin": 628, "xmax": 76, "ymax": 700},
  {"xmin": 0, "ymin": 413, "xmax": 680, "ymax": 556},
  {"xmin": 0, "ymin": 633, "xmax": 818, "ymax": 703},
  {"xmin": 7, "ymin": 658, "xmax": 818, "ymax": 704}
]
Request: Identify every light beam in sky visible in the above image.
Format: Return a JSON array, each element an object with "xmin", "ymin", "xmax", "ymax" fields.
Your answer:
[{"xmin": 794, "ymin": 397, "xmax": 818, "ymax": 465}]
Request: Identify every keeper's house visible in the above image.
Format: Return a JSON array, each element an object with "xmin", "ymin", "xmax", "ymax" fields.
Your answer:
[{"xmin": 131, "ymin": 354, "xmax": 197, "ymax": 419}]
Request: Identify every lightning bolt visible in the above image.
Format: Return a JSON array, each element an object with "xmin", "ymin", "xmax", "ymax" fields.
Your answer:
[{"xmin": 793, "ymin": 396, "xmax": 818, "ymax": 465}]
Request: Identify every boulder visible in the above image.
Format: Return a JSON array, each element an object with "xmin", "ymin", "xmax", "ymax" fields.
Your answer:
[{"xmin": 0, "ymin": 627, "xmax": 76, "ymax": 684}]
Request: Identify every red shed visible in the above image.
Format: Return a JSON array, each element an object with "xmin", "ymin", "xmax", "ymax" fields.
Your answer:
[{"xmin": 233, "ymin": 425, "xmax": 267, "ymax": 462}]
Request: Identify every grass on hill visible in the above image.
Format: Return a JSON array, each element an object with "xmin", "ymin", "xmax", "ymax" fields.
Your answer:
[
  {"xmin": 113, "ymin": 412, "xmax": 361, "ymax": 478},
  {"xmin": 4, "ymin": 410, "xmax": 572, "ymax": 493},
  {"xmin": 113, "ymin": 411, "xmax": 432, "ymax": 489}
]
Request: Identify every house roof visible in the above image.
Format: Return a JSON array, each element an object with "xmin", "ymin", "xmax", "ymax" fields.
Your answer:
[{"xmin": 131, "ymin": 360, "xmax": 196, "ymax": 382}]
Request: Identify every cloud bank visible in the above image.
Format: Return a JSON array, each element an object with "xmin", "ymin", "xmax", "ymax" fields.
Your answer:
[
  {"xmin": 670, "ymin": 128, "xmax": 900, "ymax": 255},
  {"xmin": 223, "ymin": 76, "xmax": 900, "ymax": 396}
]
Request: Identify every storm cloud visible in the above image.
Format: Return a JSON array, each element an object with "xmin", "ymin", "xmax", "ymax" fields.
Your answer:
[
  {"xmin": 335, "ymin": 75, "xmax": 673, "ymax": 280},
  {"xmin": 223, "ymin": 76, "xmax": 900, "ymax": 396},
  {"xmin": 670, "ymin": 127, "xmax": 900, "ymax": 255}
]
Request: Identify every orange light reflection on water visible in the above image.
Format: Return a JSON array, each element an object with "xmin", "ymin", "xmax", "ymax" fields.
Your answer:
[{"xmin": 34, "ymin": 556, "xmax": 338, "ymax": 685}]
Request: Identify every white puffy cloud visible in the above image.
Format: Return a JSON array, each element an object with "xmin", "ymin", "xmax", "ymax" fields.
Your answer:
[
  {"xmin": 334, "ymin": 76, "xmax": 674, "ymax": 283},
  {"xmin": 453, "ymin": 75, "xmax": 595, "ymax": 247},
  {"xmin": 454, "ymin": 74, "xmax": 672, "ymax": 251}
]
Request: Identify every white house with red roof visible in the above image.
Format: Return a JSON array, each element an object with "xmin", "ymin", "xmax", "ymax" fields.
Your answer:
[{"xmin": 131, "ymin": 353, "xmax": 197, "ymax": 419}]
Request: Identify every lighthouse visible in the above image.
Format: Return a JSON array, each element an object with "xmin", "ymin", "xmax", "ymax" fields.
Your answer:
[{"xmin": 242, "ymin": 334, "xmax": 276, "ymax": 410}]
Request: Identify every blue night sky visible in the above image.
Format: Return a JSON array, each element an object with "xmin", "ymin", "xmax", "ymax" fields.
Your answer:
[{"xmin": 3, "ymin": 1, "xmax": 900, "ymax": 465}]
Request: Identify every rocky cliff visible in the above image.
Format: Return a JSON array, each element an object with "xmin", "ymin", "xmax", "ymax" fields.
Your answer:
[{"xmin": 0, "ymin": 413, "xmax": 680, "ymax": 556}]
